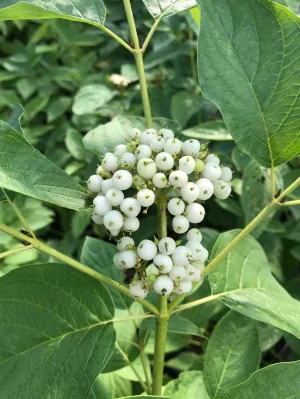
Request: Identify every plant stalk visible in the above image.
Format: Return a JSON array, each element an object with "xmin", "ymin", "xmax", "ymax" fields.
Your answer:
[
  {"xmin": 123, "ymin": 0, "xmax": 153, "ymax": 128},
  {"xmin": 0, "ymin": 244, "xmax": 34, "ymax": 260}
]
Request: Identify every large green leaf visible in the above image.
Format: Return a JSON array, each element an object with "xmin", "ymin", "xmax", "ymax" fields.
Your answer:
[
  {"xmin": 222, "ymin": 361, "xmax": 300, "ymax": 399},
  {"xmin": 72, "ymin": 85, "xmax": 116, "ymax": 116},
  {"xmin": 197, "ymin": 0, "xmax": 300, "ymax": 167},
  {"xmin": 142, "ymin": 0, "xmax": 197, "ymax": 19},
  {"xmin": 210, "ymin": 230, "xmax": 300, "ymax": 338},
  {"xmin": 164, "ymin": 371, "xmax": 210, "ymax": 399},
  {"xmin": 0, "ymin": 119, "xmax": 87, "ymax": 209},
  {"xmin": 0, "ymin": 264, "xmax": 115, "ymax": 399},
  {"xmin": 0, "ymin": 0, "xmax": 106, "ymax": 26},
  {"xmin": 203, "ymin": 311, "xmax": 260, "ymax": 399}
]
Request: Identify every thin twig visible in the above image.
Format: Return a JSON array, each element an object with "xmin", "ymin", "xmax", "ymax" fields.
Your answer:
[{"xmin": 0, "ymin": 244, "xmax": 34, "ymax": 260}]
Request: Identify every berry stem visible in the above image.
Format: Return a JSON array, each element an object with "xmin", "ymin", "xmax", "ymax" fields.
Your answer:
[
  {"xmin": 0, "ymin": 223, "xmax": 160, "ymax": 316},
  {"xmin": 152, "ymin": 194, "xmax": 169, "ymax": 395},
  {"xmin": 123, "ymin": 0, "xmax": 153, "ymax": 128},
  {"xmin": 0, "ymin": 244, "xmax": 34, "ymax": 260}
]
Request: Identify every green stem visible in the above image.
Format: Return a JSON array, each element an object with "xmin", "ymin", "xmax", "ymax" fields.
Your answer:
[
  {"xmin": 0, "ymin": 244, "xmax": 34, "ymax": 260},
  {"xmin": 99, "ymin": 24, "xmax": 134, "ymax": 53},
  {"xmin": 123, "ymin": 0, "xmax": 153, "ymax": 128},
  {"xmin": 152, "ymin": 194, "xmax": 169, "ymax": 395},
  {"xmin": 0, "ymin": 223, "xmax": 160, "ymax": 316}
]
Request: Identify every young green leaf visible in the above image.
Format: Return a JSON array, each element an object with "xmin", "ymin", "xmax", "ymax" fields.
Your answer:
[
  {"xmin": 164, "ymin": 371, "xmax": 210, "ymax": 399},
  {"xmin": 142, "ymin": 0, "xmax": 197, "ymax": 19},
  {"xmin": 0, "ymin": 264, "xmax": 115, "ymax": 399},
  {"xmin": 203, "ymin": 311, "xmax": 261, "ymax": 399},
  {"xmin": 197, "ymin": 0, "xmax": 300, "ymax": 167},
  {"xmin": 0, "ymin": 0, "xmax": 106, "ymax": 26},
  {"xmin": 221, "ymin": 361, "xmax": 300, "ymax": 399},
  {"xmin": 209, "ymin": 230, "xmax": 300, "ymax": 338},
  {"xmin": 0, "ymin": 119, "xmax": 87, "ymax": 209}
]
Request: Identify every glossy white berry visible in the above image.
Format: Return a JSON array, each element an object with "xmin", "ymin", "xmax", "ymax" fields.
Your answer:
[
  {"xmin": 167, "ymin": 198, "xmax": 185, "ymax": 216},
  {"xmin": 164, "ymin": 138, "xmax": 182, "ymax": 155},
  {"xmin": 137, "ymin": 158, "xmax": 157, "ymax": 179},
  {"xmin": 137, "ymin": 240, "xmax": 158, "ymax": 261},
  {"xmin": 120, "ymin": 197, "xmax": 141, "ymax": 217},
  {"xmin": 101, "ymin": 178, "xmax": 115, "ymax": 195},
  {"xmin": 153, "ymin": 254, "xmax": 173, "ymax": 274},
  {"xmin": 193, "ymin": 267, "xmax": 202, "ymax": 282},
  {"xmin": 110, "ymin": 229, "xmax": 120, "ymax": 237},
  {"xmin": 118, "ymin": 250, "xmax": 138, "ymax": 269},
  {"xmin": 153, "ymin": 172, "xmax": 168, "ymax": 188},
  {"xmin": 185, "ymin": 264, "xmax": 197, "ymax": 281},
  {"xmin": 129, "ymin": 280, "xmax": 148, "ymax": 299},
  {"xmin": 220, "ymin": 167, "xmax": 233, "ymax": 182},
  {"xmin": 117, "ymin": 236, "xmax": 135, "ymax": 251},
  {"xmin": 172, "ymin": 215, "xmax": 189, "ymax": 234},
  {"xmin": 103, "ymin": 210, "xmax": 123, "ymax": 231},
  {"xmin": 204, "ymin": 154, "xmax": 220, "ymax": 165},
  {"xmin": 137, "ymin": 189, "xmax": 155, "ymax": 207},
  {"xmin": 182, "ymin": 139, "xmax": 200, "ymax": 156},
  {"xmin": 198, "ymin": 247, "xmax": 209, "ymax": 263},
  {"xmin": 213, "ymin": 180, "xmax": 232, "ymax": 200},
  {"xmin": 155, "ymin": 152, "xmax": 174, "ymax": 171},
  {"xmin": 186, "ymin": 203, "xmax": 205, "ymax": 224},
  {"xmin": 87, "ymin": 175, "xmax": 103, "ymax": 193},
  {"xmin": 169, "ymin": 265, "xmax": 186, "ymax": 281},
  {"xmin": 102, "ymin": 154, "xmax": 119, "ymax": 172},
  {"xmin": 140, "ymin": 129, "xmax": 157, "ymax": 145},
  {"xmin": 186, "ymin": 241, "xmax": 204, "ymax": 261},
  {"xmin": 158, "ymin": 237, "xmax": 176, "ymax": 256},
  {"xmin": 120, "ymin": 152, "xmax": 136, "ymax": 168},
  {"xmin": 92, "ymin": 213, "xmax": 104, "ymax": 225},
  {"xmin": 113, "ymin": 170, "xmax": 133, "ymax": 190},
  {"xmin": 135, "ymin": 144, "xmax": 152, "ymax": 160},
  {"xmin": 174, "ymin": 280, "xmax": 193, "ymax": 294},
  {"xmin": 114, "ymin": 144, "xmax": 127, "ymax": 158},
  {"xmin": 106, "ymin": 188, "xmax": 124, "ymax": 207},
  {"xmin": 196, "ymin": 178, "xmax": 214, "ymax": 200},
  {"xmin": 187, "ymin": 228, "xmax": 202, "ymax": 242},
  {"xmin": 126, "ymin": 128, "xmax": 141, "ymax": 142},
  {"xmin": 159, "ymin": 128, "xmax": 174, "ymax": 141},
  {"xmin": 150, "ymin": 136, "xmax": 165, "ymax": 152},
  {"xmin": 172, "ymin": 245, "xmax": 192, "ymax": 266},
  {"xmin": 180, "ymin": 182, "xmax": 199, "ymax": 203},
  {"xmin": 93, "ymin": 196, "xmax": 112, "ymax": 216},
  {"xmin": 154, "ymin": 275, "xmax": 174, "ymax": 296},
  {"xmin": 178, "ymin": 156, "xmax": 196, "ymax": 174},
  {"xmin": 113, "ymin": 253, "xmax": 122, "ymax": 269},
  {"xmin": 169, "ymin": 171, "xmax": 188, "ymax": 188},
  {"xmin": 201, "ymin": 163, "xmax": 222, "ymax": 182},
  {"xmin": 123, "ymin": 217, "xmax": 140, "ymax": 232}
]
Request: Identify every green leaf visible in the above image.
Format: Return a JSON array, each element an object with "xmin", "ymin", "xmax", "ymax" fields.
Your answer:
[
  {"xmin": 203, "ymin": 311, "xmax": 260, "ymax": 399},
  {"xmin": 210, "ymin": 230, "xmax": 300, "ymax": 338},
  {"xmin": 65, "ymin": 128, "xmax": 92, "ymax": 162},
  {"xmin": 221, "ymin": 361, "xmax": 300, "ymax": 399},
  {"xmin": 142, "ymin": 0, "xmax": 197, "ymax": 19},
  {"xmin": 197, "ymin": 0, "xmax": 300, "ymax": 167},
  {"xmin": 258, "ymin": 322, "xmax": 282, "ymax": 352},
  {"xmin": 182, "ymin": 121, "xmax": 232, "ymax": 141},
  {"xmin": 6, "ymin": 103, "xmax": 24, "ymax": 134},
  {"xmin": 0, "ymin": 263, "xmax": 115, "ymax": 399},
  {"xmin": 164, "ymin": 371, "xmax": 210, "ymax": 399},
  {"xmin": 47, "ymin": 96, "xmax": 72, "ymax": 122},
  {"xmin": 0, "ymin": 119, "xmax": 87, "ymax": 209},
  {"xmin": 241, "ymin": 161, "xmax": 282, "ymax": 238},
  {"xmin": 171, "ymin": 91, "xmax": 202, "ymax": 128},
  {"xmin": 73, "ymin": 84, "xmax": 116, "ymax": 116},
  {"xmin": 118, "ymin": 396, "xmax": 170, "ymax": 399},
  {"xmin": 0, "ymin": 0, "xmax": 106, "ymax": 26}
]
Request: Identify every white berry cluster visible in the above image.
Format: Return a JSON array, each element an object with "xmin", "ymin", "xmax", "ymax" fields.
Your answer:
[{"xmin": 87, "ymin": 127, "xmax": 233, "ymax": 298}]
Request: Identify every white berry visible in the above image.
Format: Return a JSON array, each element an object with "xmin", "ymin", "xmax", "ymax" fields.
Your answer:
[
  {"xmin": 179, "ymin": 156, "xmax": 196, "ymax": 175},
  {"xmin": 169, "ymin": 265, "xmax": 186, "ymax": 281},
  {"xmin": 172, "ymin": 246, "xmax": 192, "ymax": 266},
  {"xmin": 103, "ymin": 210, "xmax": 123, "ymax": 231},
  {"xmin": 150, "ymin": 136, "xmax": 165, "ymax": 152},
  {"xmin": 118, "ymin": 250, "xmax": 138, "ymax": 269},
  {"xmin": 169, "ymin": 171, "xmax": 188, "ymax": 188},
  {"xmin": 117, "ymin": 236, "xmax": 135, "ymax": 251},
  {"xmin": 92, "ymin": 213, "xmax": 104, "ymax": 225},
  {"xmin": 102, "ymin": 154, "xmax": 119, "ymax": 172},
  {"xmin": 198, "ymin": 247, "xmax": 209, "ymax": 263},
  {"xmin": 126, "ymin": 128, "xmax": 141, "ymax": 142},
  {"xmin": 110, "ymin": 229, "xmax": 121, "ymax": 237},
  {"xmin": 167, "ymin": 198, "xmax": 185, "ymax": 216},
  {"xmin": 172, "ymin": 215, "xmax": 189, "ymax": 234},
  {"xmin": 87, "ymin": 175, "xmax": 103, "ymax": 193},
  {"xmin": 153, "ymin": 254, "xmax": 173, "ymax": 274},
  {"xmin": 137, "ymin": 239, "xmax": 158, "ymax": 261},
  {"xmin": 120, "ymin": 152, "xmax": 136, "ymax": 168},
  {"xmin": 106, "ymin": 188, "xmax": 124, "ymax": 207},
  {"xmin": 174, "ymin": 280, "xmax": 193, "ymax": 294},
  {"xmin": 114, "ymin": 144, "xmax": 127, "ymax": 158},
  {"xmin": 186, "ymin": 241, "xmax": 204, "ymax": 261},
  {"xmin": 220, "ymin": 167, "xmax": 233, "ymax": 183},
  {"xmin": 180, "ymin": 182, "xmax": 199, "ymax": 203},
  {"xmin": 120, "ymin": 197, "xmax": 141, "ymax": 217},
  {"xmin": 204, "ymin": 154, "xmax": 220, "ymax": 165},
  {"xmin": 153, "ymin": 172, "xmax": 168, "ymax": 188},
  {"xmin": 123, "ymin": 217, "xmax": 140, "ymax": 232},
  {"xmin": 93, "ymin": 196, "xmax": 112, "ymax": 215},
  {"xmin": 137, "ymin": 189, "xmax": 155, "ymax": 207},
  {"xmin": 154, "ymin": 275, "xmax": 174, "ymax": 296},
  {"xmin": 182, "ymin": 139, "xmax": 200, "ymax": 156},
  {"xmin": 201, "ymin": 163, "xmax": 222, "ymax": 182},
  {"xmin": 159, "ymin": 128, "xmax": 174, "ymax": 141},
  {"xmin": 213, "ymin": 180, "xmax": 232, "ymax": 200},
  {"xmin": 164, "ymin": 138, "xmax": 182, "ymax": 155},
  {"xmin": 155, "ymin": 152, "xmax": 174, "ymax": 171},
  {"xmin": 135, "ymin": 145, "xmax": 152, "ymax": 160},
  {"xmin": 129, "ymin": 280, "xmax": 148, "ymax": 299},
  {"xmin": 185, "ymin": 203, "xmax": 205, "ymax": 223},
  {"xmin": 185, "ymin": 264, "xmax": 197, "ymax": 281},
  {"xmin": 102, "ymin": 178, "xmax": 115, "ymax": 195},
  {"xmin": 113, "ymin": 170, "xmax": 133, "ymax": 190},
  {"xmin": 187, "ymin": 228, "xmax": 202, "ymax": 242},
  {"xmin": 196, "ymin": 178, "xmax": 214, "ymax": 200},
  {"xmin": 140, "ymin": 129, "xmax": 157, "ymax": 145},
  {"xmin": 137, "ymin": 158, "xmax": 157, "ymax": 179},
  {"xmin": 158, "ymin": 237, "xmax": 176, "ymax": 255}
]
